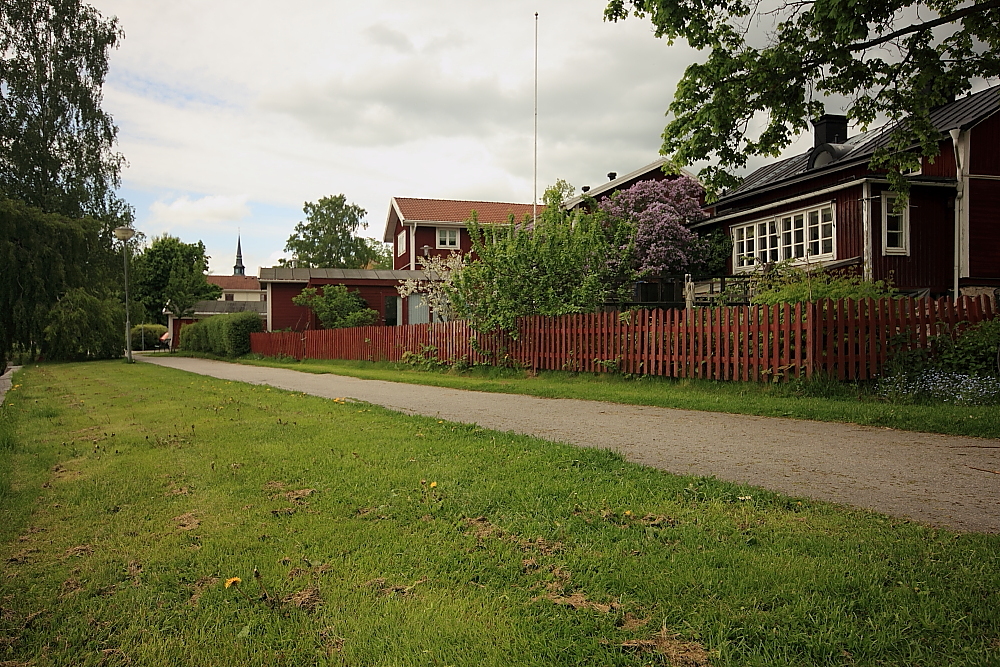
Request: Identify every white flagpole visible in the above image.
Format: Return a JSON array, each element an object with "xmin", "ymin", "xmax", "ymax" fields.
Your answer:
[{"xmin": 533, "ymin": 11, "xmax": 538, "ymax": 222}]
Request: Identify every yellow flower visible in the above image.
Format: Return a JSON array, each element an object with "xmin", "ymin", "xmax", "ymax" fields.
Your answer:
[
  {"xmin": 429, "ymin": 481, "xmax": 437, "ymax": 489},
  {"xmin": 225, "ymin": 577, "xmax": 241, "ymax": 588}
]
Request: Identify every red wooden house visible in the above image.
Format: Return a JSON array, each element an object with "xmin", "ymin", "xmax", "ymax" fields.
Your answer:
[
  {"xmin": 695, "ymin": 84, "xmax": 1000, "ymax": 298},
  {"xmin": 259, "ymin": 267, "xmax": 432, "ymax": 331},
  {"xmin": 383, "ymin": 197, "xmax": 537, "ymax": 271}
]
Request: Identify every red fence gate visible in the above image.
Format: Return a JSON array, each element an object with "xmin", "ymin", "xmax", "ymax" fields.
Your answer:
[{"xmin": 250, "ymin": 296, "xmax": 994, "ymax": 382}]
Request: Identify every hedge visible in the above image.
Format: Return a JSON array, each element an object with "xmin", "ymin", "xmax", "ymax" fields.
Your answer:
[
  {"xmin": 179, "ymin": 312, "xmax": 263, "ymax": 357},
  {"xmin": 130, "ymin": 324, "xmax": 168, "ymax": 350}
]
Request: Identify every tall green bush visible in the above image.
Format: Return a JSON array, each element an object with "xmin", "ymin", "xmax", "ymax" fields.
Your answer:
[
  {"xmin": 130, "ymin": 324, "xmax": 167, "ymax": 350},
  {"xmin": 178, "ymin": 312, "xmax": 262, "ymax": 357},
  {"xmin": 43, "ymin": 288, "xmax": 124, "ymax": 360},
  {"xmin": 292, "ymin": 285, "xmax": 379, "ymax": 329}
]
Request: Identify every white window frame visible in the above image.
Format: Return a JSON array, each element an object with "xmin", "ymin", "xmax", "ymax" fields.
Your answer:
[
  {"xmin": 437, "ymin": 227, "xmax": 459, "ymax": 249},
  {"xmin": 881, "ymin": 193, "xmax": 910, "ymax": 256},
  {"xmin": 732, "ymin": 202, "xmax": 836, "ymax": 271},
  {"xmin": 397, "ymin": 230, "xmax": 407, "ymax": 257}
]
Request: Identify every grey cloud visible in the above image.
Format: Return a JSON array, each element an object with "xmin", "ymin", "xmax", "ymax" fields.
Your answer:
[{"xmin": 364, "ymin": 24, "xmax": 417, "ymax": 53}]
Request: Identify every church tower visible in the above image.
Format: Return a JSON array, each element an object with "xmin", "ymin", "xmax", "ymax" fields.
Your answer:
[{"xmin": 233, "ymin": 236, "xmax": 245, "ymax": 276}]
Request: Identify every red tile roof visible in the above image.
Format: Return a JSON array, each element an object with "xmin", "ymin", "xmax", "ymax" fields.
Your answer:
[
  {"xmin": 394, "ymin": 197, "xmax": 539, "ymax": 224},
  {"xmin": 207, "ymin": 275, "xmax": 261, "ymax": 290}
]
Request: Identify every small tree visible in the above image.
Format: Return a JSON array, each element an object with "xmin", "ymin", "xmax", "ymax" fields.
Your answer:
[
  {"xmin": 292, "ymin": 285, "xmax": 379, "ymax": 329},
  {"xmin": 397, "ymin": 253, "xmax": 464, "ymax": 322},
  {"xmin": 44, "ymin": 287, "xmax": 124, "ymax": 360}
]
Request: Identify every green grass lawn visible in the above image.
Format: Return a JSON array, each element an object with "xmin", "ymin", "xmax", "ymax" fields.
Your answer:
[
  {"xmin": 2, "ymin": 361, "xmax": 999, "ymax": 666},
  {"xmin": 209, "ymin": 354, "xmax": 1000, "ymax": 440}
]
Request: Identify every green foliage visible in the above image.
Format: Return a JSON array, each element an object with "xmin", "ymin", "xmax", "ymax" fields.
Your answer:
[
  {"xmin": 0, "ymin": 197, "xmax": 116, "ymax": 361},
  {"xmin": 605, "ymin": 0, "xmax": 1000, "ymax": 199},
  {"xmin": 750, "ymin": 263, "xmax": 896, "ymax": 305},
  {"xmin": 292, "ymin": 285, "xmax": 379, "ymax": 329},
  {"xmin": 130, "ymin": 324, "xmax": 167, "ymax": 350},
  {"xmin": 43, "ymin": 287, "xmax": 123, "ymax": 360},
  {"xmin": 932, "ymin": 319, "xmax": 1000, "ymax": 377},
  {"xmin": 280, "ymin": 194, "xmax": 387, "ymax": 269},
  {"xmin": 454, "ymin": 183, "xmax": 631, "ymax": 334},
  {"xmin": 178, "ymin": 312, "xmax": 262, "ymax": 357},
  {"xmin": 691, "ymin": 230, "xmax": 732, "ymax": 275},
  {"xmin": 132, "ymin": 235, "xmax": 221, "ymax": 323},
  {"xmin": 0, "ymin": 0, "xmax": 130, "ymax": 222}
]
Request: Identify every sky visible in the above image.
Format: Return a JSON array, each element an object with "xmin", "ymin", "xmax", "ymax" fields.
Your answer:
[{"xmin": 92, "ymin": 0, "xmax": 818, "ymax": 275}]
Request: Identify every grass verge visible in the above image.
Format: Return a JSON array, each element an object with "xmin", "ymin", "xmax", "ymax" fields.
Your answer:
[
  {"xmin": 166, "ymin": 352, "xmax": 1000, "ymax": 439},
  {"xmin": 2, "ymin": 361, "xmax": 999, "ymax": 666}
]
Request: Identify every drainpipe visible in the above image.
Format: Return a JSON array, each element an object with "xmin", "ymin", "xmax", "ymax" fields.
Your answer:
[
  {"xmin": 862, "ymin": 181, "xmax": 873, "ymax": 282},
  {"xmin": 409, "ymin": 223, "xmax": 417, "ymax": 271},
  {"xmin": 950, "ymin": 128, "xmax": 964, "ymax": 300}
]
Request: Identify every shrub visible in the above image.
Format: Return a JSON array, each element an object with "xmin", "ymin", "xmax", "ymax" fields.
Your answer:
[
  {"xmin": 179, "ymin": 312, "xmax": 262, "ymax": 357},
  {"xmin": 750, "ymin": 263, "xmax": 896, "ymax": 305},
  {"xmin": 292, "ymin": 285, "xmax": 379, "ymax": 329},
  {"xmin": 130, "ymin": 324, "xmax": 168, "ymax": 350},
  {"xmin": 933, "ymin": 318, "xmax": 1000, "ymax": 377}
]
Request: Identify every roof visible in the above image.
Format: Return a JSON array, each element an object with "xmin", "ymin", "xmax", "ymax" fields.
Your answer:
[
  {"xmin": 719, "ymin": 84, "xmax": 1000, "ymax": 203},
  {"xmin": 384, "ymin": 197, "xmax": 537, "ymax": 241},
  {"xmin": 207, "ymin": 275, "xmax": 261, "ymax": 290},
  {"xmin": 258, "ymin": 267, "xmax": 428, "ymax": 283},
  {"xmin": 563, "ymin": 158, "xmax": 698, "ymax": 210},
  {"xmin": 192, "ymin": 300, "xmax": 266, "ymax": 315}
]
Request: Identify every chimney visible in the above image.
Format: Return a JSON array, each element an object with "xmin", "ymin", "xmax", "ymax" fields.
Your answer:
[
  {"xmin": 812, "ymin": 115, "xmax": 848, "ymax": 147},
  {"xmin": 581, "ymin": 185, "xmax": 590, "ymax": 193},
  {"xmin": 607, "ymin": 172, "xmax": 617, "ymax": 181}
]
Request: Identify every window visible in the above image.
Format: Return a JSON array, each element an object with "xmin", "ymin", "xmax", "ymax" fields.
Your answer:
[
  {"xmin": 733, "ymin": 203, "xmax": 835, "ymax": 269},
  {"xmin": 881, "ymin": 194, "xmax": 909, "ymax": 255},
  {"xmin": 437, "ymin": 228, "xmax": 459, "ymax": 249},
  {"xmin": 397, "ymin": 230, "xmax": 407, "ymax": 257},
  {"xmin": 224, "ymin": 293, "xmax": 234, "ymax": 301}
]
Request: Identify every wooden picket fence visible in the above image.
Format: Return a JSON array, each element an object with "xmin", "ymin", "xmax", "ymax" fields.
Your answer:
[{"xmin": 250, "ymin": 295, "xmax": 995, "ymax": 382}]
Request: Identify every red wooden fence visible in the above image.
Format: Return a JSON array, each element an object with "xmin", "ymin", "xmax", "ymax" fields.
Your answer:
[{"xmin": 250, "ymin": 296, "xmax": 994, "ymax": 381}]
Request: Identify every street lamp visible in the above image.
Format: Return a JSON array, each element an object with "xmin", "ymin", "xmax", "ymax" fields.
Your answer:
[{"xmin": 113, "ymin": 226, "xmax": 136, "ymax": 363}]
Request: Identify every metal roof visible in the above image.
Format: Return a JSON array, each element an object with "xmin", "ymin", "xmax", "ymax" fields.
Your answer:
[
  {"xmin": 258, "ymin": 267, "xmax": 428, "ymax": 282},
  {"xmin": 718, "ymin": 85, "xmax": 1000, "ymax": 203}
]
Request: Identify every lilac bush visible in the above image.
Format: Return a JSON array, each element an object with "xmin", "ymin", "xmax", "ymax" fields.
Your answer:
[{"xmin": 599, "ymin": 176, "xmax": 708, "ymax": 277}]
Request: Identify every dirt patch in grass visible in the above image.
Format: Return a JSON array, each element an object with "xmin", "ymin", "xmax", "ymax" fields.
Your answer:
[
  {"xmin": 362, "ymin": 577, "xmax": 427, "ymax": 597},
  {"xmin": 283, "ymin": 587, "xmax": 322, "ymax": 612},
  {"xmin": 63, "ymin": 544, "xmax": 92, "ymax": 558},
  {"xmin": 6, "ymin": 549, "xmax": 37, "ymax": 564},
  {"xmin": 619, "ymin": 626, "xmax": 711, "ymax": 667},
  {"xmin": 464, "ymin": 516, "xmax": 564, "ymax": 554},
  {"xmin": 271, "ymin": 507, "xmax": 296, "ymax": 516},
  {"xmin": 619, "ymin": 613, "xmax": 650, "ymax": 632},
  {"xmin": 173, "ymin": 513, "xmax": 200, "ymax": 530},
  {"xmin": 60, "ymin": 578, "xmax": 83, "ymax": 598},
  {"xmin": 543, "ymin": 591, "xmax": 620, "ymax": 614},
  {"xmin": 318, "ymin": 627, "xmax": 345, "ymax": 655}
]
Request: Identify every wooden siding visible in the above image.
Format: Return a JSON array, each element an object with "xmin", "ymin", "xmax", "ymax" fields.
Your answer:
[
  {"xmin": 269, "ymin": 282, "xmax": 314, "ymax": 331},
  {"xmin": 970, "ymin": 112, "xmax": 1000, "ymax": 176},
  {"xmin": 251, "ymin": 297, "xmax": 994, "ymax": 382},
  {"xmin": 969, "ymin": 178, "xmax": 1000, "ymax": 279},
  {"xmin": 921, "ymin": 140, "xmax": 956, "ymax": 178},
  {"xmin": 871, "ymin": 185, "xmax": 955, "ymax": 292}
]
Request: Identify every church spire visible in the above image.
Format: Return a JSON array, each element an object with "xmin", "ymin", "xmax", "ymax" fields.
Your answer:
[{"xmin": 233, "ymin": 235, "xmax": 245, "ymax": 276}]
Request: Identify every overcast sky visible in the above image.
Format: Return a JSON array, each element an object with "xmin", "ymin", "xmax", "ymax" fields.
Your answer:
[{"xmin": 93, "ymin": 0, "xmax": 810, "ymax": 275}]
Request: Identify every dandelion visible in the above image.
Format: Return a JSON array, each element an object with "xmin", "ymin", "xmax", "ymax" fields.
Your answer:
[
  {"xmin": 429, "ymin": 481, "xmax": 437, "ymax": 488},
  {"xmin": 225, "ymin": 577, "xmax": 241, "ymax": 588}
]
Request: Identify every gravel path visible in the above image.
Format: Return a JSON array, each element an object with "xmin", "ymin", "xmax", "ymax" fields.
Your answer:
[
  {"xmin": 138, "ymin": 355, "xmax": 1000, "ymax": 533},
  {"xmin": 0, "ymin": 365, "xmax": 21, "ymax": 406}
]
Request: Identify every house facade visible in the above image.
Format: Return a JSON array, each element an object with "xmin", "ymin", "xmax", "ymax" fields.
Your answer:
[
  {"xmin": 695, "ymin": 85, "xmax": 1000, "ymax": 297},
  {"xmin": 259, "ymin": 267, "xmax": 431, "ymax": 331},
  {"xmin": 383, "ymin": 197, "xmax": 537, "ymax": 271}
]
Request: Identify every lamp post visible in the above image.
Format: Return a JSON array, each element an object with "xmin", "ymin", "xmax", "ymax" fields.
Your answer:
[{"xmin": 113, "ymin": 226, "xmax": 136, "ymax": 363}]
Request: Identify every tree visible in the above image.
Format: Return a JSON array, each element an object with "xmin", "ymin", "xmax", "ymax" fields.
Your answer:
[
  {"xmin": 281, "ymin": 195, "xmax": 387, "ymax": 268},
  {"xmin": 132, "ymin": 235, "xmax": 220, "ymax": 323},
  {"xmin": 0, "ymin": 197, "xmax": 111, "ymax": 365},
  {"xmin": 605, "ymin": 0, "xmax": 1000, "ymax": 197},
  {"xmin": 43, "ymin": 286, "xmax": 123, "ymax": 360},
  {"xmin": 292, "ymin": 285, "xmax": 379, "ymax": 329},
  {"xmin": 598, "ymin": 176, "xmax": 708, "ymax": 277},
  {"xmin": 454, "ymin": 183, "xmax": 630, "ymax": 334},
  {"xmin": 0, "ymin": 0, "xmax": 130, "ymax": 222}
]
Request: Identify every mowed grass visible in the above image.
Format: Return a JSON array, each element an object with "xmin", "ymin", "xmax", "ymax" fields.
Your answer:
[
  {"xmin": 224, "ymin": 354, "xmax": 1000, "ymax": 440},
  {"xmin": 0, "ymin": 361, "xmax": 997, "ymax": 667}
]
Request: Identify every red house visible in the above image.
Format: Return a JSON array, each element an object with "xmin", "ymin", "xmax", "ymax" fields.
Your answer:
[
  {"xmin": 259, "ymin": 267, "xmax": 432, "ymax": 331},
  {"xmin": 383, "ymin": 197, "xmax": 537, "ymax": 271},
  {"xmin": 694, "ymin": 85, "xmax": 1000, "ymax": 298}
]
